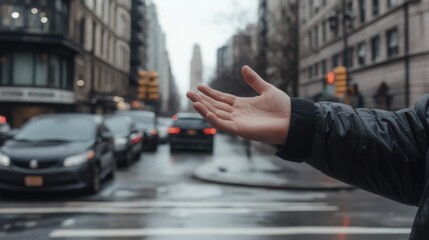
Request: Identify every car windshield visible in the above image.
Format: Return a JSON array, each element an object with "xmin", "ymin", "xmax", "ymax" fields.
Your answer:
[
  {"xmin": 15, "ymin": 116, "xmax": 96, "ymax": 142},
  {"xmin": 105, "ymin": 117, "xmax": 130, "ymax": 136},
  {"xmin": 175, "ymin": 118, "xmax": 207, "ymax": 128},
  {"xmin": 119, "ymin": 113, "xmax": 154, "ymax": 128}
]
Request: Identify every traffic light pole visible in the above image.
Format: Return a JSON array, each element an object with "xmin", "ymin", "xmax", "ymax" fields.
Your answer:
[{"xmin": 342, "ymin": 0, "xmax": 349, "ymax": 69}]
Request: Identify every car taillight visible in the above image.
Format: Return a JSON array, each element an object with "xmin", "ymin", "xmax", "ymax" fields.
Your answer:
[
  {"xmin": 168, "ymin": 127, "xmax": 181, "ymax": 134},
  {"xmin": 131, "ymin": 134, "xmax": 142, "ymax": 144},
  {"xmin": 203, "ymin": 128, "xmax": 217, "ymax": 135},
  {"xmin": 0, "ymin": 116, "xmax": 6, "ymax": 124}
]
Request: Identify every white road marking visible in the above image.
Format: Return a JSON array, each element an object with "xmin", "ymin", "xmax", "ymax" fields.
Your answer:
[
  {"xmin": 49, "ymin": 227, "xmax": 411, "ymax": 238},
  {"xmin": 64, "ymin": 201, "xmax": 330, "ymax": 208},
  {"xmin": 61, "ymin": 218, "xmax": 76, "ymax": 227},
  {"xmin": 0, "ymin": 205, "xmax": 338, "ymax": 215}
]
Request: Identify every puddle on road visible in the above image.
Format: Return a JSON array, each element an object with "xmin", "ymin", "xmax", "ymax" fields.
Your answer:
[{"xmin": 157, "ymin": 183, "xmax": 223, "ymax": 199}]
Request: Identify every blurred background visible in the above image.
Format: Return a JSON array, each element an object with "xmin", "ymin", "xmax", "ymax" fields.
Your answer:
[{"xmin": 0, "ymin": 0, "xmax": 425, "ymax": 239}]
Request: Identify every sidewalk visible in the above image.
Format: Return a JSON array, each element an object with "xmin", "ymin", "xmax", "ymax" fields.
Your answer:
[{"xmin": 193, "ymin": 135, "xmax": 354, "ymax": 191}]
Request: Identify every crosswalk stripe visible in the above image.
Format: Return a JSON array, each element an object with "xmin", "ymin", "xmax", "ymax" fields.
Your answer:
[
  {"xmin": 49, "ymin": 227, "xmax": 411, "ymax": 238},
  {"xmin": 0, "ymin": 205, "xmax": 338, "ymax": 215},
  {"xmin": 64, "ymin": 201, "xmax": 331, "ymax": 208}
]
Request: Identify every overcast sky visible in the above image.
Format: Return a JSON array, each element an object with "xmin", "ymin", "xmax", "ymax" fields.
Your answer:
[{"xmin": 153, "ymin": 0, "xmax": 258, "ymax": 105}]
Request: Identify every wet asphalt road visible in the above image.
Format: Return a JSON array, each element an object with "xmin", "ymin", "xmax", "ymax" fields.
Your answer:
[{"xmin": 0, "ymin": 135, "xmax": 417, "ymax": 240}]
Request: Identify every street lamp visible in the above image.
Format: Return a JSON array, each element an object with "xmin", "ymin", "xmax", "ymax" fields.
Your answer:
[{"xmin": 328, "ymin": 1, "xmax": 353, "ymax": 68}]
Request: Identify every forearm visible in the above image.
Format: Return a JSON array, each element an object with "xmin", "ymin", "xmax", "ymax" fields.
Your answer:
[{"xmin": 277, "ymin": 98, "xmax": 428, "ymax": 206}]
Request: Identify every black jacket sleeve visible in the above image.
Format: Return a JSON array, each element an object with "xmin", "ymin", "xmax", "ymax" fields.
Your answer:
[{"xmin": 277, "ymin": 97, "xmax": 429, "ymax": 206}]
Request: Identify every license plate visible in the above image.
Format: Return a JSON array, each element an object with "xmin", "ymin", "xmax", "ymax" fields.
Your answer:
[
  {"xmin": 187, "ymin": 130, "xmax": 197, "ymax": 136},
  {"xmin": 25, "ymin": 176, "xmax": 44, "ymax": 187}
]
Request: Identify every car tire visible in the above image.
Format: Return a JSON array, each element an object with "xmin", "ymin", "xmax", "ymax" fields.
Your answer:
[
  {"xmin": 206, "ymin": 144, "xmax": 214, "ymax": 154},
  {"xmin": 87, "ymin": 165, "xmax": 101, "ymax": 194},
  {"xmin": 170, "ymin": 144, "xmax": 176, "ymax": 153},
  {"xmin": 125, "ymin": 151, "xmax": 133, "ymax": 166},
  {"xmin": 106, "ymin": 159, "xmax": 116, "ymax": 180}
]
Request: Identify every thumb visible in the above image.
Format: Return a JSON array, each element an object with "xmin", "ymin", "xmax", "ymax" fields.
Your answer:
[{"xmin": 241, "ymin": 65, "xmax": 270, "ymax": 95}]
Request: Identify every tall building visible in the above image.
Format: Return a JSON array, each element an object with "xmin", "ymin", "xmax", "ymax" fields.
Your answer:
[
  {"xmin": 189, "ymin": 44, "xmax": 203, "ymax": 92},
  {"xmin": 145, "ymin": 0, "xmax": 177, "ymax": 115},
  {"xmin": 188, "ymin": 44, "xmax": 203, "ymax": 111},
  {"xmin": 0, "ymin": 0, "xmax": 132, "ymax": 127},
  {"xmin": 299, "ymin": 0, "xmax": 427, "ymax": 110},
  {"xmin": 212, "ymin": 26, "xmax": 257, "ymax": 97},
  {"xmin": 129, "ymin": 0, "xmax": 148, "ymax": 100}
]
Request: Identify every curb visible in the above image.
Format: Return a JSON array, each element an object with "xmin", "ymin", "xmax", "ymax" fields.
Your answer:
[{"xmin": 192, "ymin": 163, "xmax": 355, "ymax": 191}]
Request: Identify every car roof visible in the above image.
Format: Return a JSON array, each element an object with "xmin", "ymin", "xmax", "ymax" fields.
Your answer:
[
  {"xmin": 117, "ymin": 111, "xmax": 155, "ymax": 117},
  {"xmin": 32, "ymin": 113, "xmax": 103, "ymax": 124}
]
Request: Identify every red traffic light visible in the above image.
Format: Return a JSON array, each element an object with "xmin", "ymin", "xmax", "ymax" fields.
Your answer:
[{"xmin": 326, "ymin": 71, "xmax": 335, "ymax": 85}]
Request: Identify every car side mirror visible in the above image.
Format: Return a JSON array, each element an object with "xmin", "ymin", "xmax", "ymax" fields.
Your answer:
[{"xmin": 6, "ymin": 129, "xmax": 19, "ymax": 140}]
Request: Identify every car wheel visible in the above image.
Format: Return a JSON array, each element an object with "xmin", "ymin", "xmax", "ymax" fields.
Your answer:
[
  {"xmin": 134, "ymin": 151, "xmax": 141, "ymax": 162},
  {"xmin": 106, "ymin": 159, "xmax": 116, "ymax": 180},
  {"xmin": 170, "ymin": 144, "xmax": 176, "ymax": 153},
  {"xmin": 206, "ymin": 144, "xmax": 214, "ymax": 154},
  {"xmin": 125, "ymin": 151, "xmax": 133, "ymax": 166},
  {"xmin": 87, "ymin": 165, "xmax": 101, "ymax": 194}
]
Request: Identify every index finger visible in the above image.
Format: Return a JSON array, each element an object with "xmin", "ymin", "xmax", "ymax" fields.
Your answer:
[{"xmin": 197, "ymin": 85, "xmax": 236, "ymax": 106}]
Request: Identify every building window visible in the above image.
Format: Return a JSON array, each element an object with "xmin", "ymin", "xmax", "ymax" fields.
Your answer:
[
  {"xmin": 0, "ymin": 1, "xmax": 68, "ymax": 35},
  {"xmin": 79, "ymin": 18, "xmax": 85, "ymax": 46},
  {"xmin": 322, "ymin": 20, "xmax": 327, "ymax": 43},
  {"xmin": 359, "ymin": 0, "xmax": 366, "ymax": 23},
  {"xmin": 372, "ymin": 0, "xmax": 379, "ymax": 16},
  {"xmin": 387, "ymin": 28, "xmax": 399, "ymax": 58},
  {"xmin": 0, "ymin": 53, "xmax": 10, "ymax": 85},
  {"xmin": 357, "ymin": 42, "xmax": 366, "ymax": 65},
  {"xmin": 308, "ymin": 65, "xmax": 313, "ymax": 78},
  {"xmin": 387, "ymin": 0, "xmax": 398, "ymax": 8},
  {"xmin": 332, "ymin": 53, "xmax": 340, "ymax": 68},
  {"xmin": 308, "ymin": 31, "xmax": 313, "ymax": 50},
  {"xmin": 371, "ymin": 36, "xmax": 381, "ymax": 62},
  {"xmin": 49, "ymin": 55, "xmax": 61, "ymax": 88},
  {"xmin": 13, "ymin": 53, "xmax": 33, "ymax": 86},
  {"xmin": 314, "ymin": 63, "xmax": 319, "ymax": 76},
  {"xmin": 314, "ymin": 26, "xmax": 319, "ymax": 48},
  {"xmin": 35, "ymin": 54, "xmax": 49, "ymax": 86},
  {"xmin": 321, "ymin": 59, "xmax": 327, "ymax": 74},
  {"xmin": 347, "ymin": 47, "xmax": 354, "ymax": 67},
  {"xmin": 1, "ymin": 52, "xmax": 70, "ymax": 89}
]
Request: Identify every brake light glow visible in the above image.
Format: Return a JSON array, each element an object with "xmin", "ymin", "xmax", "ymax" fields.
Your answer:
[
  {"xmin": 131, "ymin": 134, "xmax": 143, "ymax": 144},
  {"xmin": 203, "ymin": 128, "xmax": 217, "ymax": 135},
  {"xmin": 0, "ymin": 116, "xmax": 6, "ymax": 124},
  {"xmin": 168, "ymin": 127, "xmax": 181, "ymax": 135}
]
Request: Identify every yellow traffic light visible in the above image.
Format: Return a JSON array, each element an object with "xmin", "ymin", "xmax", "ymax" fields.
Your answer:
[
  {"xmin": 138, "ymin": 70, "xmax": 148, "ymax": 100},
  {"xmin": 334, "ymin": 66, "xmax": 348, "ymax": 97},
  {"xmin": 147, "ymin": 71, "xmax": 159, "ymax": 101}
]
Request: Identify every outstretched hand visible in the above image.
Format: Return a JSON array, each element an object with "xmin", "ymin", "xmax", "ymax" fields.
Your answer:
[{"xmin": 186, "ymin": 65, "xmax": 291, "ymax": 145}]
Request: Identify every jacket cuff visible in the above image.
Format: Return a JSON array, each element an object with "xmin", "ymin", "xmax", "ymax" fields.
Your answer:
[{"xmin": 276, "ymin": 98, "xmax": 316, "ymax": 162}]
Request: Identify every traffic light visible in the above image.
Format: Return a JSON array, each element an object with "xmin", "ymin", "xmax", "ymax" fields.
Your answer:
[
  {"xmin": 147, "ymin": 71, "xmax": 159, "ymax": 101},
  {"xmin": 138, "ymin": 70, "xmax": 149, "ymax": 100},
  {"xmin": 334, "ymin": 66, "xmax": 348, "ymax": 97},
  {"xmin": 325, "ymin": 71, "xmax": 335, "ymax": 85}
]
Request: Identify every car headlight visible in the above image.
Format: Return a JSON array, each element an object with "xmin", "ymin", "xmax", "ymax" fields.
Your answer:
[
  {"xmin": 63, "ymin": 151, "xmax": 95, "ymax": 167},
  {"xmin": 0, "ymin": 152, "xmax": 10, "ymax": 167},
  {"xmin": 114, "ymin": 137, "xmax": 127, "ymax": 150}
]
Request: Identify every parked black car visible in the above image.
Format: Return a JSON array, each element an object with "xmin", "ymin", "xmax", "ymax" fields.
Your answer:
[
  {"xmin": 0, "ymin": 114, "xmax": 115, "ymax": 193},
  {"xmin": 169, "ymin": 113, "xmax": 216, "ymax": 153},
  {"xmin": 105, "ymin": 115, "xmax": 143, "ymax": 166},
  {"xmin": 116, "ymin": 111, "xmax": 159, "ymax": 152}
]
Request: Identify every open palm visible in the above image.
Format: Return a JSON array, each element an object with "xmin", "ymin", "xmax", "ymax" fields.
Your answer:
[{"xmin": 187, "ymin": 66, "xmax": 291, "ymax": 145}]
